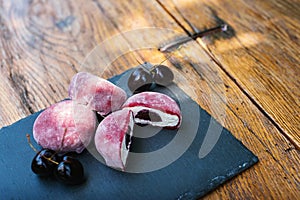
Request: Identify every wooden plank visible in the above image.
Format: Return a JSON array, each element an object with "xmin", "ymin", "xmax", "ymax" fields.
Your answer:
[
  {"xmin": 168, "ymin": 45, "xmax": 300, "ymax": 199},
  {"xmin": 0, "ymin": 0, "xmax": 117, "ymax": 126},
  {"xmin": 0, "ymin": 0, "xmax": 187, "ymax": 128},
  {"xmin": 0, "ymin": 0, "xmax": 299, "ymax": 199},
  {"xmin": 83, "ymin": 2, "xmax": 299, "ymax": 198},
  {"xmin": 157, "ymin": 0, "xmax": 300, "ymax": 148}
]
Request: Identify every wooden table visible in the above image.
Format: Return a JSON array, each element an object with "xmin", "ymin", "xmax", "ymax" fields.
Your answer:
[{"xmin": 0, "ymin": 0, "xmax": 299, "ymax": 199}]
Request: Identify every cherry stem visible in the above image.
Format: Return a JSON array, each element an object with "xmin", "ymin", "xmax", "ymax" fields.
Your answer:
[
  {"xmin": 26, "ymin": 134, "xmax": 38, "ymax": 153},
  {"xmin": 26, "ymin": 134, "xmax": 59, "ymax": 165},
  {"xmin": 159, "ymin": 24, "xmax": 228, "ymax": 52}
]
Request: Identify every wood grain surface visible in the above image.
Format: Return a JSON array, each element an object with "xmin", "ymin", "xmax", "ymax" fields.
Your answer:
[
  {"xmin": 0, "ymin": 0, "xmax": 299, "ymax": 199},
  {"xmin": 158, "ymin": 0, "xmax": 300, "ymax": 148}
]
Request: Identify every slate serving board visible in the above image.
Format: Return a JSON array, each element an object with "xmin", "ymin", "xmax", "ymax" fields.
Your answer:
[{"xmin": 0, "ymin": 69, "xmax": 258, "ymax": 199}]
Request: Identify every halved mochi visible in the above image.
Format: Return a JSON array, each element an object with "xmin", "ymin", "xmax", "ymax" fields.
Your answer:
[
  {"xmin": 94, "ymin": 109, "xmax": 134, "ymax": 171},
  {"xmin": 68, "ymin": 72, "xmax": 127, "ymax": 116},
  {"xmin": 33, "ymin": 100, "xmax": 97, "ymax": 153},
  {"xmin": 122, "ymin": 92, "xmax": 181, "ymax": 129}
]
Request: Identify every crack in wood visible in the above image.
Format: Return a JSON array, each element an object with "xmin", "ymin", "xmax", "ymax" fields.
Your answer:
[
  {"xmin": 8, "ymin": 69, "xmax": 35, "ymax": 114},
  {"xmin": 231, "ymin": 36, "xmax": 300, "ymax": 150},
  {"xmin": 159, "ymin": 24, "xmax": 227, "ymax": 52},
  {"xmin": 184, "ymin": 60, "xmax": 300, "ymax": 185},
  {"xmin": 154, "ymin": 1, "xmax": 299, "ymax": 150},
  {"xmin": 204, "ymin": 43, "xmax": 299, "ymax": 150},
  {"xmin": 156, "ymin": 0, "xmax": 190, "ymax": 36}
]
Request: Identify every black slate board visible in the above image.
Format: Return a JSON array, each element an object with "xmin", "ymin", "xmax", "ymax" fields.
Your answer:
[{"xmin": 0, "ymin": 69, "xmax": 258, "ymax": 199}]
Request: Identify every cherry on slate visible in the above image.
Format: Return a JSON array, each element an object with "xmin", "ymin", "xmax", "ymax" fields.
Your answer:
[
  {"xmin": 31, "ymin": 149, "xmax": 60, "ymax": 177},
  {"xmin": 127, "ymin": 64, "xmax": 174, "ymax": 93},
  {"xmin": 27, "ymin": 134, "xmax": 85, "ymax": 185},
  {"xmin": 152, "ymin": 65, "xmax": 174, "ymax": 86},
  {"xmin": 54, "ymin": 156, "xmax": 85, "ymax": 185},
  {"xmin": 128, "ymin": 67, "xmax": 153, "ymax": 93}
]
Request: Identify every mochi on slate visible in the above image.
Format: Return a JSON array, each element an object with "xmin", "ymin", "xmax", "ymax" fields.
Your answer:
[
  {"xmin": 94, "ymin": 109, "xmax": 134, "ymax": 171},
  {"xmin": 68, "ymin": 72, "xmax": 127, "ymax": 116},
  {"xmin": 33, "ymin": 100, "xmax": 97, "ymax": 153},
  {"xmin": 122, "ymin": 92, "xmax": 182, "ymax": 129}
]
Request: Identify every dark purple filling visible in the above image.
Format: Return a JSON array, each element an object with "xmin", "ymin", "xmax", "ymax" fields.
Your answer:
[
  {"xmin": 135, "ymin": 109, "xmax": 162, "ymax": 122},
  {"xmin": 125, "ymin": 126, "xmax": 132, "ymax": 150}
]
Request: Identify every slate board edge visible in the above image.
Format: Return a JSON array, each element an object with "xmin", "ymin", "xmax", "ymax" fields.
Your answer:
[{"xmin": 195, "ymin": 155, "xmax": 258, "ymax": 199}]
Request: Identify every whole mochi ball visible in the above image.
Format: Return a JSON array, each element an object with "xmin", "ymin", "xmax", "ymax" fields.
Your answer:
[{"xmin": 33, "ymin": 100, "xmax": 97, "ymax": 153}]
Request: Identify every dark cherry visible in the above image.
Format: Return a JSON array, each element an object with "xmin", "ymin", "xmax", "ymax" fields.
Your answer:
[
  {"xmin": 31, "ymin": 149, "xmax": 60, "ymax": 176},
  {"xmin": 54, "ymin": 156, "xmax": 85, "ymax": 185},
  {"xmin": 128, "ymin": 67, "xmax": 153, "ymax": 93},
  {"xmin": 152, "ymin": 65, "xmax": 174, "ymax": 86}
]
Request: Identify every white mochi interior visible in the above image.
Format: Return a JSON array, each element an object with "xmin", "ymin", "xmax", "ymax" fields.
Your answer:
[
  {"xmin": 120, "ymin": 114, "xmax": 134, "ymax": 167},
  {"xmin": 126, "ymin": 106, "xmax": 179, "ymax": 127}
]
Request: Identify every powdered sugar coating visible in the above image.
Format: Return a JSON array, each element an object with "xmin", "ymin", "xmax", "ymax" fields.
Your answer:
[
  {"xmin": 68, "ymin": 72, "xmax": 127, "ymax": 116},
  {"xmin": 94, "ymin": 109, "xmax": 133, "ymax": 170},
  {"xmin": 33, "ymin": 100, "xmax": 97, "ymax": 153}
]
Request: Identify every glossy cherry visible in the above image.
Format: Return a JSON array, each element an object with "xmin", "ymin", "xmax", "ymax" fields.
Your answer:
[
  {"xmin": 31, "ymin": 149, "xmax": 60, "ymax": 176},
  {"xmin": 54, "ymin": 156, "xmax": 85, "ymax": 185},
  {"xmin": 152, "ymin": 65, "xmax": 174, "ymax": 86},
  {"xmin": 127, "ymin": 65, "xmax": 174, "ymax": 93},
  {"xmin": 127, "ymin": 67, "xmax": 153, "ymax": 93}
]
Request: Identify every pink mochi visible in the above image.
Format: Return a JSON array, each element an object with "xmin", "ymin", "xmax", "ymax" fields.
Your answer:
[
  {"xmin": 68, "ymin": 72, "xmax": 127, "ymax": 116},
  {"xmin": 94, "ymin": 109, "xmax": 134, "ymax": 171},
  {"xmin": 33, "ymin": 100, "xmax": 97, "ymax": 153},
  {"xmin": 122, "ymin": 92, "xmax": 182, "ymax": 129}
]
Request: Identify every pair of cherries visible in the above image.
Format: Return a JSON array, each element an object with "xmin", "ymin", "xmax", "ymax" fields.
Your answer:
[
  {"xmin": 128, "ymin": 64, "xmax": 174, "ymax": 93},
  {"xmin": 31, "ymin": 149, "xmax": 84, "ymax": 185}
]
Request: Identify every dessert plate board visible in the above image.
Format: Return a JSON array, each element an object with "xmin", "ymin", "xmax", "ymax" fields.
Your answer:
[{"xmin": 0, "ymin": 69, "xmax": 258, "ymax": 199}]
